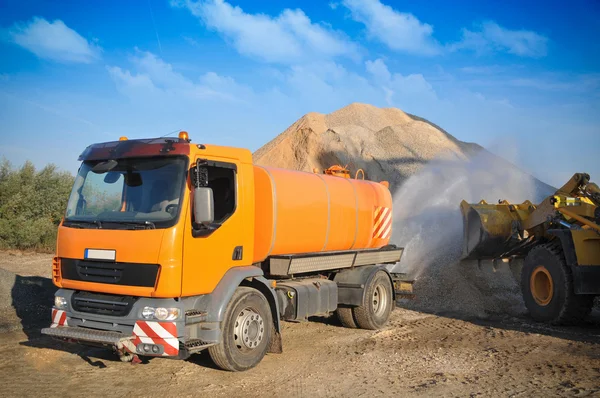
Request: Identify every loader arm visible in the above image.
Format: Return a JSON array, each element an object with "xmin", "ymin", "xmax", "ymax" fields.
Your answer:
[{"xmin": 460, "ymin": 172, "xmax": 600, "ymax": 261}]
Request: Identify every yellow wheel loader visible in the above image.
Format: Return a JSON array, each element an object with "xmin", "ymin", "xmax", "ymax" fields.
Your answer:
[{"xmin": 461, "ymin": 173, "xmax": 600, "ymax": 325}]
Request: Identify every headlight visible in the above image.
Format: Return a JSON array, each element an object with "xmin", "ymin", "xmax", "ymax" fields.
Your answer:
[
  {"xmin": 55, "ymin": 296, "xmax": 68, "ymax": 309},
  {"xmin": 142, "ymin": 307, "xmax": 155, "ymax": 319},
  {"xmin": 142, "ymin": 306, "xmax": 180, "ymax": 321}
]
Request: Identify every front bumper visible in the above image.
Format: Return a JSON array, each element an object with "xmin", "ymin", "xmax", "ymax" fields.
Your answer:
[
  {"xmin": 42, "ymin": 320, "xmax": 181, "ymax": 357},
  {"xmin": 41, "ymin": 326, "xmax": 137, "ymax": 354},
  {"xmin": 41, "ymin": 289, "xmax": 220, "ymax": 358}
]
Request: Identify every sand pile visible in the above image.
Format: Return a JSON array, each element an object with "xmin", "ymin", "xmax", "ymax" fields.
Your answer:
[
  {"xmin": 254, "ymin": 103, "xmax": 484, "ymax": 190},
  {"xmin": 254, "ymin": 102, "xmax": 555, "ymax": 319}
]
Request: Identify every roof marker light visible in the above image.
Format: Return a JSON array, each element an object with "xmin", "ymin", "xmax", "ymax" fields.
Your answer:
[
  {"xmin": 179, "ymin": 131, "xmax": 190, "ymax": 141},
  {"xmin": 119, "ymin": 136, "xmax": 128, "ymax": 141}
]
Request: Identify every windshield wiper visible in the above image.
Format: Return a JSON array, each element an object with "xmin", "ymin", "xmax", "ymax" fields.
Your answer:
[
  {"xmin": 106, "ymin": 220, "xmax": 156, "ymax": 230},
  {"xmin": 65, "ymin": 220, "xmax": 102, "ymax": 229},
  {"xmin": 135, "ymin": 221, "xmax": 156, "ymax": 230}
]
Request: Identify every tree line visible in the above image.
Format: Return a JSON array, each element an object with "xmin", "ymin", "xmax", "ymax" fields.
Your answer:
[{"xmin": 0, "ymin": 158, "xmax": 74, "ymax": 251}]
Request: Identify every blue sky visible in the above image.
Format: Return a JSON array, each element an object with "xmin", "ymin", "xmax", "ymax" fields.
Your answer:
[{"xmin": 0, "ymin": 0, "xmax": 598, "ymax": 187}]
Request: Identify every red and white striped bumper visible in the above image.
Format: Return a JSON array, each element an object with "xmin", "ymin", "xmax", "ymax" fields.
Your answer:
[
  {"xmin": 46, "ymin": 310, "xmax": 180, "ymax": 357},
  {"xmin": 50, "ymin": 309, "xmax": 68, "ymax": 328},
  {"xmin": 130, "ymin": 321, "xmax": 179, "ymax": 357}
]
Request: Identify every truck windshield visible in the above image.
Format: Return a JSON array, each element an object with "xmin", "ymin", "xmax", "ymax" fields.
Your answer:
[{"xmin": 64, "ymin": 157, "xmax": 187, "ymax": 229}]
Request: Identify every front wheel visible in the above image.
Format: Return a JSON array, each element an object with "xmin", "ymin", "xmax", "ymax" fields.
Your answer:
[
  {"xmin": 352, "ymin": 270, "xmax": 394, "ymax": 330},
  {"xmin": 521, "ymin": 242, "xmax": 594, "ymax": 325},
  {"xmin": 208, "ymin": 287, "xmax": 273, "ymax": 371}
]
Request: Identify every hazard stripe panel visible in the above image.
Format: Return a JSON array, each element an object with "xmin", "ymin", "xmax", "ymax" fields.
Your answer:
[
  {"xmin": 133, "ymin": 321, "xmax": 179, "ymax": 357},
  {"xmin": 50, "ymin": 309, "xmax": 68, "ymax": 328},
  {"xmin": 373, "ymin": 206, "xmax": 392, "ymax": 239}
]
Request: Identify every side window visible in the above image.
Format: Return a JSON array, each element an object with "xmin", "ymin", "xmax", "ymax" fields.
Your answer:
[
  {"xmin": 207, "ymin": 166, "xmax": 236, "ymax": 222},
  {"xmin": 191, "ymin": 162, "xmax": 236, "ymax": 226}
]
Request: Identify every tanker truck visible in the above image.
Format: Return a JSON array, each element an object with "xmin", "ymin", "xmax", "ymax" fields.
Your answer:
[
  {"xmin": 41, "ymin": 132, "xmax": 413, "ymax": 371},
  {"xmin": 461, "ymin": 172, "xmax": 600, "ymax": 325}
]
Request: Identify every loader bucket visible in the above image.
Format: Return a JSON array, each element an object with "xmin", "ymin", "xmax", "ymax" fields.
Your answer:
[{"xmin": 460, "ymin": 200, "xmax": 535, "ymax": 260}]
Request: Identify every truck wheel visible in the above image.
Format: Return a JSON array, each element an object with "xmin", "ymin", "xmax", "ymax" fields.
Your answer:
[
  {"xmin": 208, "ymin": 287, "xmax": 273, "ymax": 371},
  {"xmin": 352, "ymin": 270, "xmax": 394, "ymax": 330},
  {"xmin": 336, "ymin": 307, "xmax": 357, "ymax": 328},
  {"xmin": 521, "ymin": 242, "xmax": 594, "ymax": 325}
]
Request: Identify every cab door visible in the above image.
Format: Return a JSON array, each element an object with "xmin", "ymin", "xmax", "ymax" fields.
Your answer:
[{"xmin": 181, "ymin": 157, "xmax": 250, "ymax": 296}]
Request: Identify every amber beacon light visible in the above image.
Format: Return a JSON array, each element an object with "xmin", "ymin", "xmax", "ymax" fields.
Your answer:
[{"xmin": 179, "ymin": 131, "xmax": 190, "ymax": 141}]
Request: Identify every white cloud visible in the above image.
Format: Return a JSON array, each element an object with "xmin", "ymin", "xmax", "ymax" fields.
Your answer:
[
  {"xmin": 6, "ymin": 17, "xmax": 101, "ymax": 63},
  {"xmin": 366, "ymin": 58, "xmax": 437, "ymax": 104},
  {"xmin": 172, "ymin": 0, "xmax": 359, "ymax": 63},
  {"xmin": 341, "ymin": 0, "xmax": 440, "ymax": 56},
  {"xmin": 108, "ymin": 50, "xmax": 251, "ymax": 103},
  {"xmin": 451, "ymin": 21, "xmax": 548, "ymax": 58},
  {"xmin": 107, "ymin": 66, "xmax": 157, "ymax": 97}
]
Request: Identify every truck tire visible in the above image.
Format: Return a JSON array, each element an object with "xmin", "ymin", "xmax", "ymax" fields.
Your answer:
[
  {"xmin": 352, "ymin": 270, "xmax": 394, "ymax": 330},
  {"xmin": 336, "ymin": 307, "xmax": 357, "ymax": 328},
  {"xmin": 521, "ymin": 242, "xmax": 594, "ymax": 325},
  {"xmin": 208, "ymin": 287, "xmax": 273, "ymax": 371}
]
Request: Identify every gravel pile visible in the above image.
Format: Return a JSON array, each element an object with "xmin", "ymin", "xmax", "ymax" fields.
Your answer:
[{"xmin": 254, "ymin": 102, "xmax": 478, "ymax": 191}]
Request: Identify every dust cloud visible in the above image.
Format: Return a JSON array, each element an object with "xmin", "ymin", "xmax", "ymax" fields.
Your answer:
[{"xmin": 388, "ymin": 148, "xmax": 550, "ymax": 318}]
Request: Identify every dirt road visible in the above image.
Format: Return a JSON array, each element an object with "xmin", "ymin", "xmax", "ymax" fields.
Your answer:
[{"xmin": 1, "ymin": 252, "xmax": 599, "ymax": 397}]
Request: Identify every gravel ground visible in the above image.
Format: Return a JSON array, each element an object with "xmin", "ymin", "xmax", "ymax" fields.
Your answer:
[{"xmin": 0, "ymin": 252, "xmax": 598, "ymax": 398}]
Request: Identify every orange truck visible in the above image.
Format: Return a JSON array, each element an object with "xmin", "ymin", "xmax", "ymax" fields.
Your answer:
[{"xmin": 41, "ymin": 132, "xmax": 413, "ymax": 371}]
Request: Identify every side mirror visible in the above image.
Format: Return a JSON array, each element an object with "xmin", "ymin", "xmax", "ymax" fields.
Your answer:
[{"xmin": 193, "ymin": 187, "xmax": 214, "ymax": 226}]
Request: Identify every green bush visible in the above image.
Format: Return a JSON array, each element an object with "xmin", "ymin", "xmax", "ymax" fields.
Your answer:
[{"xmin": 0, "ymin": 158, "xmax": 74, "ymax": 251}]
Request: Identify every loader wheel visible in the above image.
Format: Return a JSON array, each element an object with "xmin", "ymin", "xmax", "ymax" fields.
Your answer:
[
  {"xmin": 352, "ymin": 270, "xmax": 394, "ymax": 330},
  {"xmin": 336, "ymin": 307, "xmax": 357, "ymax": 328},
  {"xmin": 208, "ymin": 287, "xmax": 272, "ymax": 371},
  {"xmin": 521, "ymin": 242, "xmax": 594, "ymax": 325}
]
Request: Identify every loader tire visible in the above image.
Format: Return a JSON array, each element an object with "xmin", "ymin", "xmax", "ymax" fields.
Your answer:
[
  {"xmin": 521, "ymin": 242, "xmax": 594, "ymax": 325},
  {"xmin": 352, "ymin": 270, "xmax": 394, "ymax": 330},
  {"xmin": 208, "ymin": 287, "xmax": 272, "ymax": 371},
  {"xmin": 336, "ymin": 307, "xmax": 357, "ymax": 328}
]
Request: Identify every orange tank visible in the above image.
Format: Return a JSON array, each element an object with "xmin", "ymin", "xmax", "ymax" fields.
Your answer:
[{"xmin": 253, "ymin": 166, "xmax": 393, "ymax": 263}]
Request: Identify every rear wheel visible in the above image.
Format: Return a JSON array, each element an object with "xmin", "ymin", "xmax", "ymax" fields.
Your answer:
[
  {"xmin": 352, "ymin": 270, "xmax": 394, "ymax": 330},
  {"xmin": 336, "ymin": 307, "xmax": 357, "ymax": 328},
  {"xmin": 208, "ymin": 287, "xmax": 272, "ymax": 371},
  {"xmin": 521, "ymin": 242, "xmax": 594, "ymax": 325}
]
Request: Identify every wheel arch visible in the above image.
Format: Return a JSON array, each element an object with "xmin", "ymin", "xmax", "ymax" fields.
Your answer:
[
  {"xmin": 547, "ymin": 229, "xmax": 578, "ymax": 266},
  {"xmin": 201, "ymin": 266, "xmax": 264, "ymax": 323}
]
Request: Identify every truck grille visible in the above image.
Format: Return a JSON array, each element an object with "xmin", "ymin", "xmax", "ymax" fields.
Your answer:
[
  {"xmin": 72, "ymin": 291, "xmax": 138, "ymax": 317},
  {"xmin": 78, "ymin": 261, "xmax": 123, "ymax": 284},
  {"xmin": 61, "ymin": 258, "xmax": 159, "ymax": 287}
]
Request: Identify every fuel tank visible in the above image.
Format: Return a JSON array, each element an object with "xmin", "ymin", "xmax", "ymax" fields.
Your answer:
[{"xmin": 253, "ymin": 166, "xmax": 393, "ymax": 262}]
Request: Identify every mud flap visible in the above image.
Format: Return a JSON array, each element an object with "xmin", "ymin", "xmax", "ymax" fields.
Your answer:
[{"xmin": 267, "ymin": 329, "xmax": 283, "ymax": 354}]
